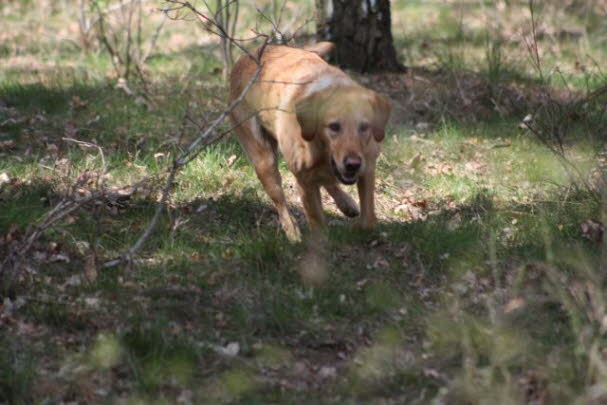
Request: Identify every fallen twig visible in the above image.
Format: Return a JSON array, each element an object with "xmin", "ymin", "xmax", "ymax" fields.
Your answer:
[{"xmin": 102, "ymin": 28, "xmax": 269, "ymax": 268}]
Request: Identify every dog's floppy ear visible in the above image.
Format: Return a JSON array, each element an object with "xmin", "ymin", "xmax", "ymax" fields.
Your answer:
[
  {"xmin": 369, "ymin": 91, "xmax": 391, "ymax": 142},
  {"xmin": 295, "ymin": 94, "xmax": 322, "ymax": 141}
]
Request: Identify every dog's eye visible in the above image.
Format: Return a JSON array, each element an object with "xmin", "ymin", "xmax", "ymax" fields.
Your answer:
[
  {"xmin": 359, "ymin": 123, "xmax": 369, "ymax": 132},
  {"xmin": 328, "ymin": 122, "xmax": 341, "ymax": 132}
]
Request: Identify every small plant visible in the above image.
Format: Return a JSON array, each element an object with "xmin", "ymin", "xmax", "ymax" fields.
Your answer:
[
  {"xmin": 519, "ymin": 0, "xmax": 607, "ymax": 198},
  {"xmin": 122, "ymin": 322, "xmax": 198, "ymax": 392},
  {"xmin": 89, "ymin": 0, "xmax": 167, "ymax": 91},
  {"xmin": 485, "ymin": 34, "xmax": 504, "ymax": 89}
]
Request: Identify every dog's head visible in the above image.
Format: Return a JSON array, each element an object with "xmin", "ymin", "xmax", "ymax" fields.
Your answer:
[{"xmin": 296, "ymin": 86, "xmax": 391, "ymax": 185}]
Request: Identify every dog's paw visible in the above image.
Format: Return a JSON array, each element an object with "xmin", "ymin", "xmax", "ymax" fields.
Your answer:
[
  {"xmin": 357, "ymin": 216, "xmax": 377, "ymax": 230},
  {"xmin": 339, "ymin": 203, "xmax": 360, "ymax": 218},
  {"xmin": 333, "ymin": 194, "xmax": 360, "ymax": 218}
]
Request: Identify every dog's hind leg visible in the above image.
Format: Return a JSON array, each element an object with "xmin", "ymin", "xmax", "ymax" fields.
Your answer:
[
  {"xmin": 233, "ymin": 114, "xmax": 301, "ymax": 242},
  {"xmin": 324, "ymin": 184, "xmax": 360, "ymax": 218}
]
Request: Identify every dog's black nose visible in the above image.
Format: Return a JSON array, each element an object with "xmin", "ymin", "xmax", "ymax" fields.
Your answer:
[{"xmin": 344, "ymin": 155, "xmax": 362, "ymax": 173}]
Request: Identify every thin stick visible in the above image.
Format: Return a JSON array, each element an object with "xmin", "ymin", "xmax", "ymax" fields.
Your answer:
[
  {"xmin": 96, "ymin": 4, "xmax": 123, "ymax": 76},
  {"xmin": 141, "ymin": 12, "xmax": 167, "ymax": 64},
  {"xmin": 62, "ymin": 138, "xmax": 107, "ymax": 178},
  {"xmin": 163, "ymin": 0, "xmax": 266, "ymax": 58},
  {"xmin": 102, "ymin": 41, "xmax": 267, "ymax": 269}
]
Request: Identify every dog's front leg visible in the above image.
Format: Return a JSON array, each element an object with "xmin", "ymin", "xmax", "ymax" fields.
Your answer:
[
  {"xmin": 298, "ymin": 180, "xmax": 326, "ymax": 234},
  {"xmin": 357, "ymin": 163, "xmax": 378, "ymax": 230}
]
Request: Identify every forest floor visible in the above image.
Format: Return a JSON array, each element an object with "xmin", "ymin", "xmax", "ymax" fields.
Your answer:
[{"xmin": 1, "ymin": 1, "xmax": 607, "ymax": 404}]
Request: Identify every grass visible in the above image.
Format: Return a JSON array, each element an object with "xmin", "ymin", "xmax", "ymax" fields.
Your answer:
[
  {"xmin": 1, "ymin": 0, "xmax": 607, "ymax": 403},
  {"xmin": 0, "ymin": 336, "xmax": 35, "ymax": 405}
]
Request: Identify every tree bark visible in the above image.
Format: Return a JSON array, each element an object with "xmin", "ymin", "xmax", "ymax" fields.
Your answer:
[{"xmin": 316, "ymin": 0, "xmax": 404, "ymax": 73}]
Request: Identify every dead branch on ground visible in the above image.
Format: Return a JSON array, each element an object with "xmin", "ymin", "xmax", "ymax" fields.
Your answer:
[{"xmin": 0, "ymin": 139, "xmax": 151, "ymax": 293}]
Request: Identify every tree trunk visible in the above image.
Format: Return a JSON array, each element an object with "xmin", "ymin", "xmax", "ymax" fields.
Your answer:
[{"xmin": 316, "ymin": 0, "xmax": 404, "ymax": 73}]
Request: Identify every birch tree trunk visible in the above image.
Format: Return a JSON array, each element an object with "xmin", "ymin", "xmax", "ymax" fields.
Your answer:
[{"xmin": 316, "ymin": 0, "xmax": 403, "ymax": 72}]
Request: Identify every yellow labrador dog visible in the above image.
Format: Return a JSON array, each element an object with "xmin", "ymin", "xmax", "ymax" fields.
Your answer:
[{"xmin": 228, "ymin": 42, "xmax": 391, "ymax": 241}]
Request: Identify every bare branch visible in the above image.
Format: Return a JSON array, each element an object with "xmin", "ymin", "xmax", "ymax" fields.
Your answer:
[
  {"xmin": 163, "ymin": 0, "xmax": 269, "ymax": 58},
  {"xmin": 141, "ymin": 12, "xmax": 167, "ymax": 65},
  {"xmin": 102, "ymin": 37, "xmax": 269, "ymax": 268}
]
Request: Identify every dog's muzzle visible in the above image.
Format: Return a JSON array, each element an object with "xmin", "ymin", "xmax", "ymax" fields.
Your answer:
[{"xmin": 331, "ymin": 157, "xmax": 359, "ymax": 185}]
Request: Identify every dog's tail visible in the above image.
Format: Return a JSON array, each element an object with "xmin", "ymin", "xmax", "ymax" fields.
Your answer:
[{"xmin": 304, "ymin": 41, "xmax": 335, "ymax": 59}]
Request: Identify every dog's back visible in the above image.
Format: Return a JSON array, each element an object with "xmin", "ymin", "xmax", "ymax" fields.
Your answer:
[{"xmin": 229, "ymin": 43, "xmax": 339, "ymax": 105}]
